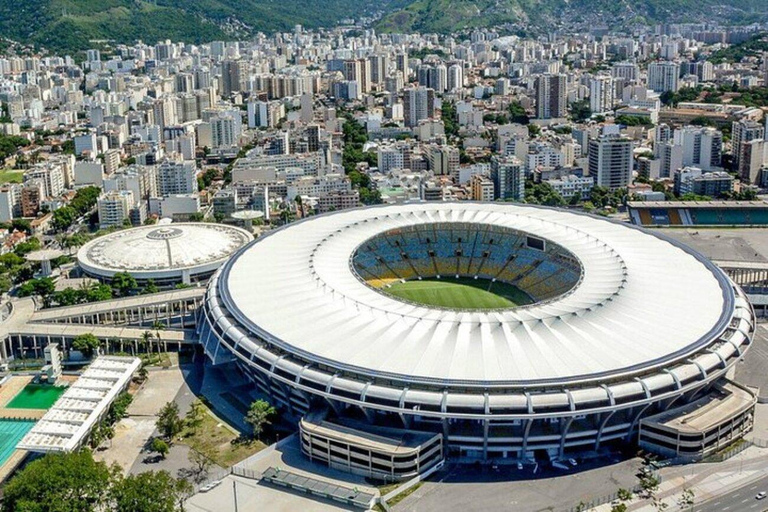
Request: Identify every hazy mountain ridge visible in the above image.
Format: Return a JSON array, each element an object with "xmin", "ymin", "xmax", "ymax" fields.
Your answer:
[
  {"xmin": 376, "ymin": 0, "xmax": 768, "ymax": 34},
  {"xmin": 0, "ymin": 0, "xmax": 766, "ymax": 54}
]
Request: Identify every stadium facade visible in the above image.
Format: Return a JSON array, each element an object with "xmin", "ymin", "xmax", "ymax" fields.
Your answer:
[{"xmin": 198, "ymin": 203, "xmax": 755, "ymax": 479}]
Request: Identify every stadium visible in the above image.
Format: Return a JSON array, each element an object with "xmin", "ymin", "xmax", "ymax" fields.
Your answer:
[
  {"xmin": 198, "ymin": 203, "xmax": 756, "ymax": 479},
  {"xmin": 77, "ymin": 223, "xmax": 253, "ymax": 286}
]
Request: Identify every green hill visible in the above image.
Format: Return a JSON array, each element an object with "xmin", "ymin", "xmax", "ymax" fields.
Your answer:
[
  {"xmin": 0, "ymin": 0, "xmax": 385, "ymax": 54},
  {"xmin": 0, "ymin": 0, "xmax": 766, "ymax": 54},
  {"xmin": 376, "ymin": 0, "xmax": 768, "ymax": 34}
]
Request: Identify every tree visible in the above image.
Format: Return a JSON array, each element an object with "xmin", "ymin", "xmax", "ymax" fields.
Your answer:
[
  {"xmin": 84, "ymin": 283, "xmax": 113, "ymax": 302},
  {"xmin": 1, "ymin": 451, "xmax": 114, "ymax": 512},
  {"xmin": 153, "ymin": 319, "xmax": 165, "ymax": 353},
  {"xmin": 507, "ymin": 101, "xmax": 530, "ymax": 124},
  {"xmin": 174, "ymin": 478, "xmax": 194, "ymax": 512},
  {"xmin": 639, "ymin": 473, "xmax": 661, "ymax": 499},
  {"xmin": 140, "ymin": 330, "xmax": 153, "ymax": 355},
  {"xmin": 52, "ymin": 206, "xmax": 77, "ymax": 231},
  {"xmin": 143, "ymin": 279, "xmax": 159, "ymax": 295},
  {"xmin": 156, "ymin": 401, "xmax": 184, "ymax": 440},
  {"xmin": 112, "ymin": 272, "xmax": 137, "ymax": 297},
  {"xmin": 72, "ymin": 333, "xmax": 100, "ymax": 358},
  {"xmin": 525, "ymin": 180, "xmax": 566, "ymax": 206},
  {"xmin": 18, "ymin": 277, "xmax": 57, "ymax": 300},
  {"xmin": 617, "ymin": 488, "xmax": 633, "ymax": 501},
  {"xmin": 245, "ymin": 399, "xmax": 276, "ymax": 438},
  {"xmin": 110, "ymin": 471, "xmax": 178, "ymax": 512},
  {"xmin": 569, "ymin": 99, "xmax": 591, "ymax": 122},
  {"xmin": 150, "ymin": 437, "xmax": 170, "ymax": 459},
  {"xmin": 185, "ymin": 399, "xmax": 205, "ymax": 435},
  {"xmin": 108, "ymin": 392, "xmax": 133, "ymax": 424},
  {"xmin": 676, "ymin": 488, "xmax": 694, "ymax": 510},
  {"xmin": 187, "ymin": 448, "xmax": 214, "ymax": 483},
  {"xmin": 611, "ymin": 504, "xmax": 628, "ymax": 512}
]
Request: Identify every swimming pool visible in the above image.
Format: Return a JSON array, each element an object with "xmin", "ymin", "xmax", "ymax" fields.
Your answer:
[
  {"xmin": 0, "ymin": 420, "xmax": 35, "ymax": 466},
  {"xmin": 6, "ymin": 384, "xmax": 66, "ymax": 410}
]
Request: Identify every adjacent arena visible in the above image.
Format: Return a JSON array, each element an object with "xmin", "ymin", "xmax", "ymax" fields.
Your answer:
[
  {"xmin": 77, "ymin": 223, "xmax": 253, "ymax": 286},
  {"xmin": 198, "ymin": 203, "xmax": 756, "ymax": 478}
]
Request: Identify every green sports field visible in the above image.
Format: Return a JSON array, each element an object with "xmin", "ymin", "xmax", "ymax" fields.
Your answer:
[{"xmin": 383, "ymin": 277, "xmax": 533, "ymax": 310}]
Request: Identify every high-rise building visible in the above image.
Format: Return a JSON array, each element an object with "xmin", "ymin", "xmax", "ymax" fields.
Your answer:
[
  {"xmin": 98, "ymin": 190, "xmax": 134, "ymax": 229},
  {"xmin": 209, "ymin": 113, "xmax": 242, "ymax": 149},
  {"xmin": 447, "ymin": 64, "xmax": 464, "ymax": 91},
  {"xmin": 611, "ymin": 62, "xmax": 640, "ymax": 81},
  {"xmin": 369, "ymin": 54, "xmax": 389, "ymax": 86},
  {"xmin": 589, "ymin": 76, "xmax": 614, "ymax": 115},
  {"xmin": 588, "ymin": 134, "xmax": 633, "ymax": 189},
  {"xmin": 403, "ymin": 86, "xmax": 435, "ymax": 127},
  {"xmin": 657, "ymin": 141, "xmax": 684, "ymax": 179},
  {"xmin": 470, "ymin": 174, "xmax": 494, "ymax": 202},
  {"xmin": 157, "ymin": 160, "xmax": 197, "ymax": 196},
  {"xmin": 221, "ymin": 60, "xmax": 247, "ymax": 96},
  {"xmin": 428, "ymin": 145, "xmax": 460, "ymax": 180},
  {"xmin": 20, "ymin": 184, "xmax": 41, "ymax": 218},
  {"xmin": 490, "ymin": 155, "xmax": 524, "ymax": 200},
  {"xmin": 104, "ymin": 165, "xmax": 158, "ymax": 206},
  {"xmin": 732, "ymin": 120, "xmax": 766, "ymax": 183},
  {"xmin": 395, "ymin": 53, "xmax": 409, "ymax": 79},
  {"xmin": 0, "ymin": 184, "xmax": 20, "ymax": 222},
  {"xmin": 104, "ymin": 149, "xmax": 121, "ymax": 175},
  {"xmin": 23, "ymin": 161, "xmax": 66, "ymax": 199},
  {"xmin": 535, "ymin": 74, "xmax": 567, "ymax": 119},
  {"xmin": 647, "ymin": 61, "xmax": 680, "ymax": 93},
  {"xmin": 673, "ymin": 126, "xmax": 722, "ymax": 171}
]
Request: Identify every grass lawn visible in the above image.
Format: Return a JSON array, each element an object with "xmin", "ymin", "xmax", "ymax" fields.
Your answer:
[
  {"xmin": 140, "ymin": 352, "xmax": 172, "ymax": 368},
  {"xmin": 387, "ymin": 482, "xmax": 423, "ymax": 507},
  {"xmin": 180, "ymin": 406, "xmax": 266, "ymax": 468},
  {"xmin": 0, "ymin": 169, "xmax": 23, "ymax": 184},
  {"xmin": 384, "ymin": 277, "xmax": 532, "ymax": 309}
]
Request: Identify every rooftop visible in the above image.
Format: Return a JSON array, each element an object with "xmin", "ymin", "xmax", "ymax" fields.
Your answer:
[
  {"xmin": 218, "ymin": 203, "xmax": 733, "ymax": 385},
  {"xmin": 17, "ymin": 356, "xmax": 140, "ymax": 453},
  {"xmin": 77, "ymin": 223, "xmax": 252, "ymax": 276}
]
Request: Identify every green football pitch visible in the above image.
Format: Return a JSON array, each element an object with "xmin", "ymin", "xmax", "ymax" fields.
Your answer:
[{"xmin": 384, "ymin": 277, "xmax": 533, "ymax": 310}]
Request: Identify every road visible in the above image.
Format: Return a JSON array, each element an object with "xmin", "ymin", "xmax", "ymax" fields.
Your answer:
[{"xmin": 695, "ymin": 475, "xmax": 768, "ymax": 512}]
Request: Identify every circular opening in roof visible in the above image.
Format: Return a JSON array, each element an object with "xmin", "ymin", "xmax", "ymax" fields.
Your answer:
[
  {"xmin": 351, "ymin": 222, "xmax": 583, "ymax": 311},
  {"xmin": 146, "ymin": 227, "xmax": 184, "ymax": 240}
]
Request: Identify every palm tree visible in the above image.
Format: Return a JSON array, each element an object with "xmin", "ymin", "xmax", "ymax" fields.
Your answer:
[
  {"xmin": 140, "ymin": 330, "xmax": 153, "ymax": 357},
  {"xmin": 152, "ymin": 320, "xmax": 166, "ymax": 354}
]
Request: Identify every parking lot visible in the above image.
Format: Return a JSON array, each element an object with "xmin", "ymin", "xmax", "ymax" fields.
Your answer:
[{"xmin": 395, "ymin": 456, "xmax": 642, "ymax": 512}]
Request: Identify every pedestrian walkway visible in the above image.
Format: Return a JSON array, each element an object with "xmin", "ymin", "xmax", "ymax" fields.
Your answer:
[{"xmin": 589, "ymin": 445, "xmax": 768, "ymax": 511}]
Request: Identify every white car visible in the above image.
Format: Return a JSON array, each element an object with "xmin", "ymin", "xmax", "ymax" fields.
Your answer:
[
  {"xmin": 199, "ymin": 480, "xmax": 222, "ymax": 493},
  {"xmin": 756, "ymin": 492, "xmax": 767, "ymax": 500},
  {"xmin": 568, "ymin": 458, "xmax": 578, "ymax": 466},
  {"xmin": 516, "ymin": 462, "xmax": 524, "ymax": 470}
]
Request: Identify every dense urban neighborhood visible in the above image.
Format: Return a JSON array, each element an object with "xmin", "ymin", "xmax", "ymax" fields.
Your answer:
[{"xmin": 0, "ymin": 7, "xmax": 765, "ymax": 512}]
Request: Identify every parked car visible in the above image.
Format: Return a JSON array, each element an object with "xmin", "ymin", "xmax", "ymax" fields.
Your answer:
[{"xmin": 199, "ymin": 480, "xmax": 222, "ymax": 493}]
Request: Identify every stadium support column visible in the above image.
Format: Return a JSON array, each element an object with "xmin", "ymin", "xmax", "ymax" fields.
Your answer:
[
  {"xmin": 482, "ymin": 393, "xmax": 490, "ymax": 459},
  {"xmin": 399, "ymin": 388, "xmax": 412, "ymax": 428},
  {"xmin": 627, "ymin": 403, "xmax": 652, "ymax": 442},
  {"xmin": 558, "ymin": 417, "xmax": 574, "ymax": 459},
  {"xmin": 441, "ymin": 391, "xmax": 450, "ymax": 452},
  {"xmin": 595, "ymin": 410, "xmax": 616, "ymax": 451},
  {"xmin": 521, "ymin": 419, "xmax": 533, "ymax": 458}
]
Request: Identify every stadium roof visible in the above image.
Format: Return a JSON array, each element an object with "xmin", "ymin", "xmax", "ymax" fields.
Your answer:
[
  {"xmin": 219, "ymin": 203, "xmax": 733, "ymax": 385},
  {"xmin": 77, "ymin": 223, "xmax": 252, "ymax": 279},
  {"xmin": 627, "ymin": 200, "xmax": 768, "ymax": 209}
]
